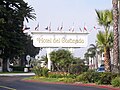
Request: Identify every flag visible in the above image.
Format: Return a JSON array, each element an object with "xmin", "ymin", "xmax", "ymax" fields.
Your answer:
[
  {"xmin": 84, "ymin": 26, "xmax": 87, "ymax": 31},
  {"xmin": 60, "ymin": 22, "xmax": 63, "ymax": 31},
  {"xmin": 69, "ymin": 28, "xmax": 71, "ymax": 31},
  {"xmin": 35, "ymin": 23, "xmax": 39, "ymax": 30},
  {"xmin": 79, "ymin": 27, "xmax": 82, "ymax": 32},
  {"xmin": 93, "ymin": 26, "xmax": 100, "ymax": 30},
  {"xmin": 48, "ymin": 22, "xmax": 51, "ymax": 31},
  {"xmin": 60, "ymin": 26, "xmax": 63, "ymax": 31},
  {"xmin": 71, "ymin": 22, "xmax": 74, "ymax": 32},
  {"xmin": 72, "ymin": 27, "xmax": 74, "ymax": 32},
  {"xmin": 45, "ymin": 26, "xmax": 48, "ymax": 30},
  {"xmin": 45, "ymin": 22, "xmax": 51, "ymax": 31},
  {"xmin": 93, "ymin": 26, "xmax": 97, "ymax": 30},
  {"xmin": 57, "ymin": 27, "xmax": 59, "ymax": 31}
]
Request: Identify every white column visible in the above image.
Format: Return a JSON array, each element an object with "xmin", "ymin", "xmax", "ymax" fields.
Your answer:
[
  {"xmin": 46, "ymin": 48, "xmax": 53, "ymax": 70},
  {"xmin": 89, "ymin": 57, "xmax": 92, "ymax": 69},
  {"xmin": 97, "ymin": 54, "xmax": 101, "ymax": 68}
]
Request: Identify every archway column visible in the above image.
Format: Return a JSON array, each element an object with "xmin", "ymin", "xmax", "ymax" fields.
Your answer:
[{"xmin": 46, "ymin": 48, "xmax": 53, "ymax": 70}]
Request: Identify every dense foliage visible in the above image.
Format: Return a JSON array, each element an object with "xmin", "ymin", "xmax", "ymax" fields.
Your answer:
[
  {"xmin": 49, "ymin": 49, "xmax": 88, "ymax": 73},
  {"xmin": 0, "ymin": 0, "xmax": 39, "ymax": 71}
]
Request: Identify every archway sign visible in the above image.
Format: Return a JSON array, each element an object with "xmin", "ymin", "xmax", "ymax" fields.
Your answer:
[{"xmin": 31, "ymin": 31, "xmax": 89, "ymax": 70}]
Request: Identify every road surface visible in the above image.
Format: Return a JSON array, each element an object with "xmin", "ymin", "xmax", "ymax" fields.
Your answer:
[{"xmin": 0, "ymin": 76, "xmax": 108, "ymax": 90}]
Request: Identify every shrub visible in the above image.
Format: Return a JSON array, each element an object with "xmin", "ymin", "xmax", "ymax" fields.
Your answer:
[
  {"xmin": 11, "ymin": 66, "xmax": 26, "ymax": 71},
  {"xmin": 42, "ymin": 67, "xmax": 49, "ymax": 77},
  {"xmin": 66, "ymin": 74, "xmax": 77, "ymax": 79},
  {"xmin": 48, "ymin": 72, "xmax": 66, "ymax": 78},
  {"xmin": 97, "ymin": 72, "xmax": 116, "ymax": 85},
  {"xmin": 76, "ymin": 72, "xmax": 119, "ymax": 85},
  {"xmin": 58, "ymin": 78, "xmax": 75, "ymax": 83},
  {"xmin": 32, "ymin": 66, "xmax": 49, "ymax": 77},
  {"xmin": 76, "ymin": 71, "xmax": 101, "ymax": 83},
  {"xmin": 76, "ymin": 72, "xmax": 90, "ymax": 83},
  {"xmin": 69, "ymin": 64, "xmax": 88, "ymax": 74},
  {"xmin": 76, "ymin": 74, "xmax": 85, "ymax": 82},
  {"xmin": 86, "ymin": 72, "xmax": 100, "ymax": 83},
  {"xmin": 111, "ymin": 77, "xmax": 120, "ymax": 87}
]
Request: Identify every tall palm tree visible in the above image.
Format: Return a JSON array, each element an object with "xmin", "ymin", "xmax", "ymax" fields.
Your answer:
[
  {"xmin": 112, "ymin": 0, "xmax": 119, "ymax": 73},
  {"xmin": 96, "ymin": 31, "xmax": 113, "ymax": 72},
  {"xmin": 95, "ymin": 9, "xmax": 113, "ymax": 31},
  {"xmin": 95, "ymin": 10, "xmax": 113, "ymax": 72}
]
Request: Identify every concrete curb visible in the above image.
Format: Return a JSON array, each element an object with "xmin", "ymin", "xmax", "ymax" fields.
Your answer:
[{"xmin": 0, "ymin": 73, "xmax": 35, "ymax": 76}]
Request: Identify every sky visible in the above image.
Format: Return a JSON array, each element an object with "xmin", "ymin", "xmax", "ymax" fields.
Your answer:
[{"xmin": 24, "ymin": 0, "xmax": 112, "ymax": 58}]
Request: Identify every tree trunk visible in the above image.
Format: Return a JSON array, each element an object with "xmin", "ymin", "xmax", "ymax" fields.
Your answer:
[
  {"xmin": 2, "ymin": 58, "xmax": 8, "ymax": 72},
  {"xmin": 104, "ymin": 47, "xmax": 111, "ymax": 72},
  {"xmin": 112, "ymin": 0, "xmax": 119, "ymax": 73}
]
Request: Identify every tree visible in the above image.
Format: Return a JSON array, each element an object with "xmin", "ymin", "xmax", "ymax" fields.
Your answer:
[
  {"xmin": 20, "ymin": 35, "xmax": 40, "ymax": 66},
  {"xmin": 69, "ymin": 57, "xmax": 88, "ymax": 74},
  {"xmin": 50, "ymin": 49, "xmax": 73, "ymax": 72},
  {"xmin": 112, "ymin": 0, "xmax": 119, "ymax": 73},
  {"xmin": 95, "ymin": 9, "xmax": 113, "ymax": 72},
  {"xmin": 89, "ymin": 44, "xmax": 99, "ymax": 69},
  {"xmin": 0, "ymin": 0, "xmax": 36, "ymax": 71},
  {"xmin": 84, "ymin": 52, "xmax": 89, "ymax": 65},
  {"xmin": 86, "ymin": 44, "xmax": 97, "ymax": 69},
  {"xmin": 96, "ymin": 31, "xmax": 113, "ymax": 72}
]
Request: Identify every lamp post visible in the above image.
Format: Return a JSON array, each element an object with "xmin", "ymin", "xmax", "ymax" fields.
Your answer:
[{"xmin": 26, "ymin": 55, "xmax": 31, "ymax": 66}]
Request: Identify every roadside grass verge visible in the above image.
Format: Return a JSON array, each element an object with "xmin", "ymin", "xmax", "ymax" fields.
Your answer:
[{"xmin": 23, "ymin": 76, "xmax": 60, "ymax": 82}]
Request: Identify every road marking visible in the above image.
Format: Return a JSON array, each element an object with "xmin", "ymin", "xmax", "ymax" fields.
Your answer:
[{"xmin": 0, "ymin": 85, "xmax": 16, "ymax": 90}]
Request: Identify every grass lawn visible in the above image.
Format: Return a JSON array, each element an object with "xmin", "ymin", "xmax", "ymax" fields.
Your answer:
[{"xmin": 24, "ymin": 76, "xmax": 60, "ymax": 82}]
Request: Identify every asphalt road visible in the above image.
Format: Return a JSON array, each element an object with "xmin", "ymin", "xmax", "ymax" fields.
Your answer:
[{"xmin": 0, "ymin": 76, "xmax": 108, "ymax": 90}]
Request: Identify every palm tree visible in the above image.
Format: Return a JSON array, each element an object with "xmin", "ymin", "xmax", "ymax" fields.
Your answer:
[
  {"xmin": 84, "ymin": 52, "xmax": 89, "ymax": 65},
  {"xmin": 96, "ymin": 31, "xmax": 113, "ymax": 72},
  {"xmin": 88, "ymin": 44, "xmax": 97, "ymax": 69},
  {"xmin": 112, "ymin": 0, "xmax": 119, "ymax": 73},
  {"xmin": 95, "ymin": 10, "xmax": 113, "ymax": 72},
  {"xmin": 89, "ymin": 44, "xmax": 100, "ymax": 69}
]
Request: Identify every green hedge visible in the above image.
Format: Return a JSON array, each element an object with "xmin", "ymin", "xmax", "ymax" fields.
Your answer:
[
  {"xmin": 111, "ymin": 77, "xmax": 120, "ymax": 87},
  {"xmin": 76, "ymin": 72, "xmax": 119, "ymax": 85},
  {"xmin": 10, "ymin": 66, "xmax": 26, "ymax": 71}
]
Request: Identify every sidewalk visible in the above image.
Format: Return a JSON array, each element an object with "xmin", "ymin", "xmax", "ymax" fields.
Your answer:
[{"xmin": 0, "ymin": 72, "xmax": 35, "ymax": 76}]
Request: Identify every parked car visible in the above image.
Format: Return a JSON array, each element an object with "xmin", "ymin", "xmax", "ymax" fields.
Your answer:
[{"xmin": 97, "ymin": 67, "xmax": 105, "ymax": 72}]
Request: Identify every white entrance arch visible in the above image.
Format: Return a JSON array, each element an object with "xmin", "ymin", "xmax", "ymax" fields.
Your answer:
[{"xmin": 31, "ymin": 31, "xmax": 89, "ymax": 70}]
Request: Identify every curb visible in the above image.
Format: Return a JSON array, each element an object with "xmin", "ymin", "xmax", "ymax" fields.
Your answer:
[
  {"xmin": 23, "ymin": 80, "xmax": 120, "ymax": 90},
  {"xmin": 0, "ymin": 73, "xmax": 35, "ymax": 76}
]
